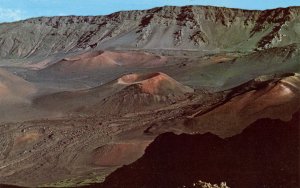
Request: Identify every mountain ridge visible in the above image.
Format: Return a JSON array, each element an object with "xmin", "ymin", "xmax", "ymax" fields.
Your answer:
[
  {"xmin": 4, "ymin": 5, "xmax": 300, "ymax": 24},
  {"xmin": 1, "ymin": 5, "xmax": 299, "ymax": 59}
]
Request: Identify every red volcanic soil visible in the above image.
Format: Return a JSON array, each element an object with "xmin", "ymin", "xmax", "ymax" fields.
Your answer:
[
  {"xmin": 186, "ymin": 73, "xmax": 300, "ymax": 137},
  {"xmin": 34, "ymin": 72, "xmax": 194, "ymax": 115},
  {"xmin": 89, "ymin": 72, "xmax": 194, "ymax": 114},
  {"xmin": 41, "ymin": 51, "xmax": 168, "ymax": 74},
  {"xmin": 117, "ymin": 72, "xmax": 194, "ymax": 96}
]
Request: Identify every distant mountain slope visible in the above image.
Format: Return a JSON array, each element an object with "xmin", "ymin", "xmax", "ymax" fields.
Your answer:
[
  {"xmin": 97, "ymin": 111, "xmax": 300, "ymax": 188},
  {"xmin": 0, "ymin": 6, "xmax": 299, "ymax": 58},
  {"xmin": 37, "ymin": 50, "xmax": 168, "ymax": 76},
  {"xmin": 171, "ymin": 43, "xmax": 300, "ymax": 90}
]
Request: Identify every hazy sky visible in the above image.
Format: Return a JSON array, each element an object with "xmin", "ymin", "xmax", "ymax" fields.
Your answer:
[{"xmin": 0, "ymin": 0, "xmax": 299, "ymax": 23}]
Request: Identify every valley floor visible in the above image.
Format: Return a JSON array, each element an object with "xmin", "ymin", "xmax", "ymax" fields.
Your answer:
[{"xmin": 0, "ymin": 46, "xmax": 299, "ymax": 187}]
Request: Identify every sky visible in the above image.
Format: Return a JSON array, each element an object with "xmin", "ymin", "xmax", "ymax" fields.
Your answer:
[{"xmin": 0, "ymin": 0, "xmax": 299, "ymax": 23}]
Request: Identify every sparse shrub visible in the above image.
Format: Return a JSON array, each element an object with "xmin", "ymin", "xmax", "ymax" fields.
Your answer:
[{"xmin": 182, "ymin": 180, "xmax": 229, "ymax": 188}]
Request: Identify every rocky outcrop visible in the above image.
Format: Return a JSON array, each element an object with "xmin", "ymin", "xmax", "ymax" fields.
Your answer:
[{"xmin": 0, "ymin": 6, "xmax": 299, "ymax": 58}]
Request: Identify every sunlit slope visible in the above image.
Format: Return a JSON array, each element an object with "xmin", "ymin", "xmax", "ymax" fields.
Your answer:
[{"xmin": 0, "ymin": 6, "xmax": 299, "ymax": 59}]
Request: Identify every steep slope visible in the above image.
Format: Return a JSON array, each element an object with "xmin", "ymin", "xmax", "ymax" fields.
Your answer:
[
  {"xmin": 118, "ymin": 72, "xmax": 193, "ymax": 95},
  {"xmin": 33, "ymin": 72, "xmax": 194, "ymax": 114},
  {"xmin": 0, "ymin": 6, "xmax": 299, "ymax": 59},
  {"xmin": 183, "ymin": 73, "xmax": 300, "ymax": 137},
  {"xmin": 98, "ymin": 72, "xmax": 194, "ymax": 114},
  {"xmin": 143, "ymin": 73, "xmax": 300, "ymax": 138},
  {"xmin": 174, "ymin": 43, "xmax": 300, "ymax": 90},
  {"xmin": 97, "ymin": 111, "xmax": 300, "ymax": 188}
]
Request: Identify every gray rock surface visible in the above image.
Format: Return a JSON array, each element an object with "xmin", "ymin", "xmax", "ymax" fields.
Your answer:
[{"xmin": 0, "ymin": 6, "xmax": 299, "ymax": 59}]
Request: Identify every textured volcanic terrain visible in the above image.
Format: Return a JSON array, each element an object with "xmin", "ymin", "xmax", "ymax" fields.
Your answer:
[
  {"xmin": 143, "ymin": 73, "xmax": 300, "ymax": 138},
  {"xmin": 33, "ymin": 72, "xmax": 194, "ymax": 115},
  {"xmin": 100, "ymin": 72, "xmax": 194, "ymax": 114},
  {"xmin": 0, "ymin": 73, "xmax": 298, "ymax": 187},
  {"xmin": 184, "ymin": 73, "xmax": 300, "ymax": 137},
  {"xmin": 0, "ymin": 5, "xmax": 299, "ymax": 188},
  {"xmin": 0, "ymin": 6, "xmax": 299, "ymax": 59}
]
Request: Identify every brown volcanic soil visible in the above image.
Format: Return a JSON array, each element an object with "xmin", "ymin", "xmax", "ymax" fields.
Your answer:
[
  {"xmin": 0, "ymin": 6, "xmax": 299, "ymax": 188},
  {"xmin": 0, "ymin": 68, "xmax": 35, "ymax": 104},
  {"xmin": 0, "ymin": 73, "xmax": 298, "ymax": 187},
  {"xmin": 184, "ymin": 73, "xmax": 300, "ymax": 137},
  {"xmin": 91, "ymin": 141, "xmax": 151, "ymax": 167},
  {"xmin": 97, "ymin": 72, "xmax": 194, "ymax": 114},
  {"xmin": 145, "ymin": 73, "xmax": 300, "ymax": 138},
  {"xmin": 33, "ymin": 72, "xmax": 194, "ymax": 115},
  {"xmin": 0, "ymin": 42, "xmax": 299, "ymax": 188},
  {"xmin": 0, "ymin": 68, "xmax": 47, "ymax": 123}
]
